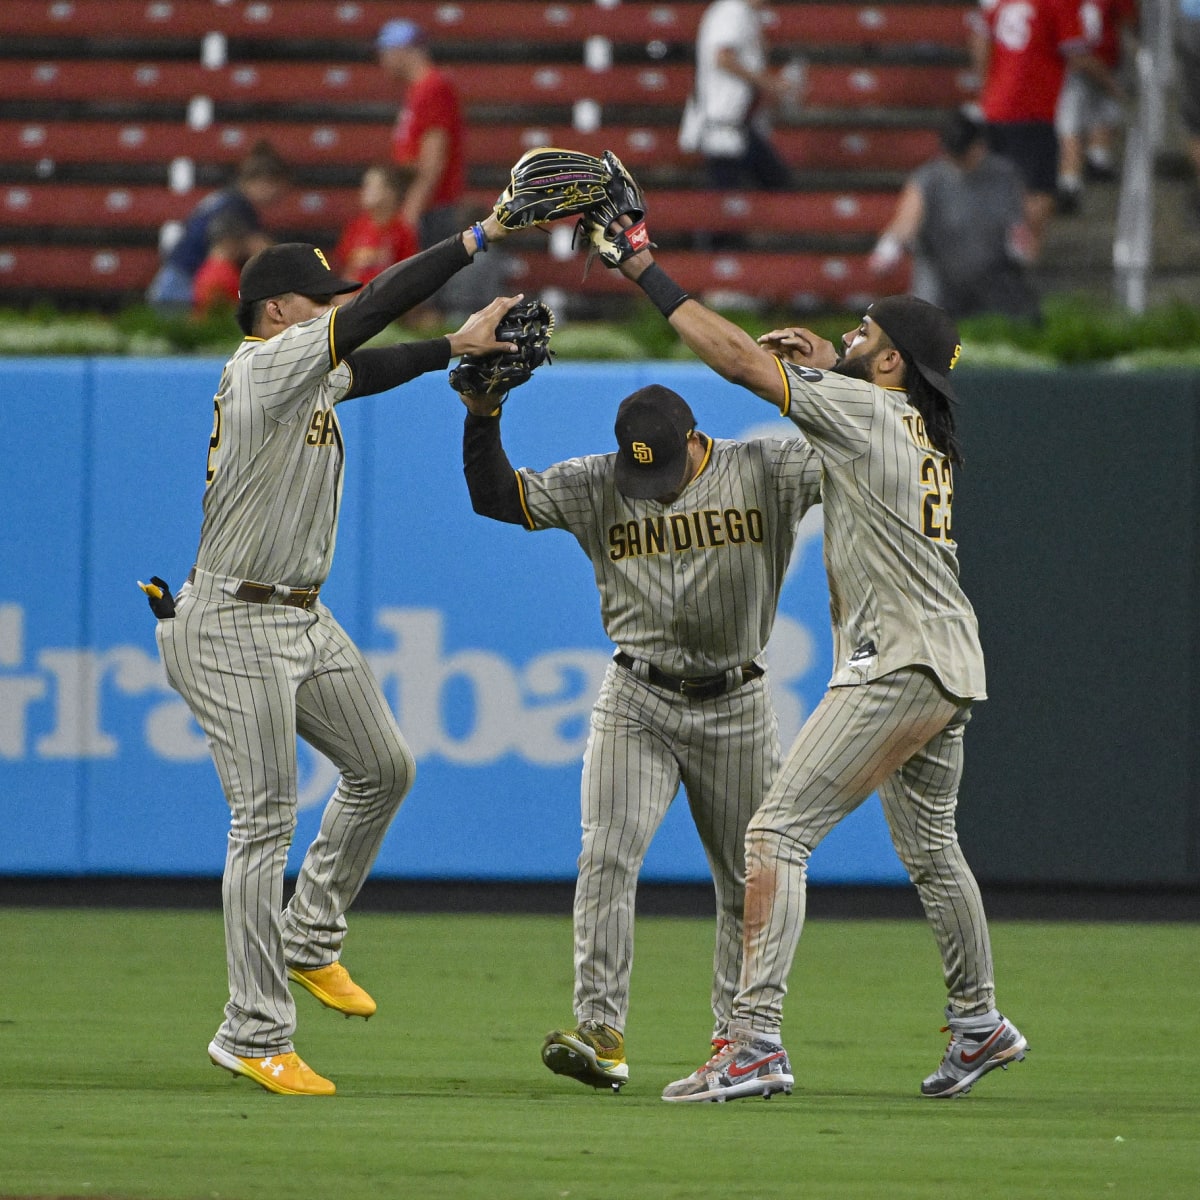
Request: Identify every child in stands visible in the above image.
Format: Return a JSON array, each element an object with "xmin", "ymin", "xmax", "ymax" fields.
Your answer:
[
  {"xmin": 192, "ymin": 211, "xmax": 252, "ymax": 317},
  {"xmin": 333, "ymin": 164, "xmax": 419, "ymax": 285}
]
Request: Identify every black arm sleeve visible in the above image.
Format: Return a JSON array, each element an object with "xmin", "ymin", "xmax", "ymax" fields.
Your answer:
[
  {"xmin": 463, "ymin": 412, "xmax": 529, "ymax": 526},
  {"xmin": 331, "ymin": 235, "xmax": 471, "ymax": 361},
  {"xmin": 341, "ymin": 340, "xmax": 452, "ymax": 400}
]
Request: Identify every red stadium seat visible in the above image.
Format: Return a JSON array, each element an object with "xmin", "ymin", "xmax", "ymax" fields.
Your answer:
[
  {"xmin": 0, "ymin": 60, "xmax": 972, "ymax": 112},
  {"xmin": 0, "ymin": 1, "xmax": 965, "ymax": 308},
  {"xmin": 0, "ymin": 119, "xmax": 942, "ymax": 174},
  {"xmin": 0, "ymin": 241, "xmax": 909, "ymax": 306},
  {"xmin": 0, "ymin": 182, "xmax": 897, "ymax": 240},
  {"xmin": 0, "ymin": 244, "xmax": 158, "ymax": 291},
  {"xmin": 5, "ymin": 0, "xmax": 973, "ymax": 50},
  {"xmin": 1, "ymin": 183, "xmax": 186, "ymax": 227},
  {"xmin": 505, "ymin": 248, "xmax": 911, "ymax": 307}
]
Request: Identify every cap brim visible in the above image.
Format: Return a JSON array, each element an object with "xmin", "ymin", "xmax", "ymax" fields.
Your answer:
[
  {"xmin": 240, "ymin": 276, "xmax": 363, "ymax": 304},
  {"xmin": 916, "ymin": 361, "xmax": 958, "ymax": 403},
  {"xmin": 614, "ymin": 449, "xmax": 688, "ymax": 499},
  {"xmin": 307, "ymin": 276, "xmax": 362, "ymax": 299}
]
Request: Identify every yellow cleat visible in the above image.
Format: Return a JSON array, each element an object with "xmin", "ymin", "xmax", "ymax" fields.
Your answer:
[
  {"xmin": 287, "ymin": 961, "xmax": 377, "ymax": 1019},
  {"xmin": 208, "ymin": 1041, "xmax": 335, "ymax": 1096},
  {"xmin": 542, "ymin": 1020, "xmax": 629, "ymax": 1091}
]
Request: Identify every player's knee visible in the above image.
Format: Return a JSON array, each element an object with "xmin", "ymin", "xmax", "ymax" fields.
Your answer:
[
  {"xmin": 895, "ymin": 835, "xmax": 960, "ymax": 883},
  {"xmin": 376, "ymin": 739, "xmax": 416, "ymax": 803}
]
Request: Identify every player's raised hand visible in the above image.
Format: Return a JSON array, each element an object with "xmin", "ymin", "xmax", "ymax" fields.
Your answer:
[
  {"xmin": 758, "ymin": 327, "xmax": 839, "ymax": 369},
  {"xmin": 447, "ymin": 294, "xmax": 524, "ymax": 358}
]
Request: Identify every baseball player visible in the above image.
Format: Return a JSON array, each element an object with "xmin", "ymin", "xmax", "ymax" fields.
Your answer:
[
  {"xmin": 458, "ymin": 378, "xmax": 822, "ymax": 1092},
  {"xmin": 151, "ymin": 215, "xmax": 523, "ymax": 1097},
  {"xmin": 584, "ymin": 211, "xmax": 1025, "ymax": 1102}
]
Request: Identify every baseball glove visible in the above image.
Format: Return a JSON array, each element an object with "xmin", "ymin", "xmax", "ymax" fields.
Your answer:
[
  {"xmin": 492, "ymin": 147, "xmax": 613, "ymax": 230},
  {"xmin": 448, "ymin": 299, "xmax": 556, "ymax": 401},
  {"xmin": 138, "ymin": 575, "xmax": 176, "ymax": 620},
  {"xmin": 573, "ymin": 149, "xmax": 654, "ymax": 272}
]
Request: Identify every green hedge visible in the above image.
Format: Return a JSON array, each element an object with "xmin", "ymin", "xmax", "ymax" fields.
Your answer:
[{"xmin": 3, "ymin": 294, "xmax": 1200, "ymax": 366}]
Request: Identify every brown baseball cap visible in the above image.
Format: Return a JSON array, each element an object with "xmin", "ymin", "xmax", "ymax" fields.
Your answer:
[
  {"xmin": 238, "ymin": 242, "xmax": 361, "ymax": 304},
  {"xmin": 867, "ymin": 295, "xmax": 962, "ymax": 402},
  {"xmin": 613, "ymin": 385, "xmax": 696, "ymax": 499}
]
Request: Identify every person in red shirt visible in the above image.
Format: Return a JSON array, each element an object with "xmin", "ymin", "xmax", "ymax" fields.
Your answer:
[
  {"xmin": 1055, "ymin": 0, "xmax": 1136, "ymax": 213},
  {"xmin": 377, "ymin": 18, "xmax": 502, "ymax": 319},
  {"xmin": 333, "ymin": 164, "xmax": 419, "ymax": 285},
  {"xmin": 968, "ymin": 0, "xmax": 1119, "ymax": 258},
  {"xmin": 192, "ymin": 211, "xmax": 252, "ymax": 317}
]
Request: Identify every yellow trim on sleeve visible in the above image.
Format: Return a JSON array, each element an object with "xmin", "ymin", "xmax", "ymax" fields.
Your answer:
[
  {"xmin": 515, "ymin": 469, "xmax": 536, "ymax": 530},
  {"xmin": 774, "ymin": 356, "xmax": 791, "ymax": 416},
  {"xmin": 328, "ymin": 305, "xmax": 340, "ymax": 368}
]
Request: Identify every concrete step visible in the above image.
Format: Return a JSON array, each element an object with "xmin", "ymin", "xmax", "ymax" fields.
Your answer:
[{"xmin": 1036, "ymin": 171, "xmax": 1200, "ymax": 308}]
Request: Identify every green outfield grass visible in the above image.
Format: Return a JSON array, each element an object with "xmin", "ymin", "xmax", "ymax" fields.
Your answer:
[{"xmin": 0, "ymin": 907, "xmax": 1195, "ymax": 1199}]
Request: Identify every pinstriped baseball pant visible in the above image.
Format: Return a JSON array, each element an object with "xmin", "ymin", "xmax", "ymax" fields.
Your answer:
[
  {"xmin": 158, "ymin": 574, "xmax": 415, "ymax": 1055},
  {"xmin": 574, "ymin": 660, "xmax": 779, "ymax": 1038},
  {"xmin": 733, "ymin": 666, "xmax": 996, "ymax": 1037}
]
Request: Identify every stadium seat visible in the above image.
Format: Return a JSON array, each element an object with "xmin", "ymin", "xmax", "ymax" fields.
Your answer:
[
  {"xmin": 0, "ymin": 241, "xmax": 908, "ymax": 308},
  {"xmin": 0, "ymin": 183, "xmax": 897, "ymax": 242},
  {"xmin": 505, "ymin": 248, "xmax": 911, "ymax": 308},
  {"xmin": 5, "ymin": 1, "xmax": 972, "ymax": 50},
  {"xmin": 0, "ymin": 0, "xmax": 970, "ymax": 309},
  {"xmin": 0, "ymin": 244, "xmax": 158, "ymax": 292},
  {"xmin": 1, "ymin": 183, "xmax": 185, "ymax": 227}
]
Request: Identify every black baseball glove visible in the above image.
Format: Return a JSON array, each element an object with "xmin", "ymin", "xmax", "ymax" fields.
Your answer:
[
  {"xmin": 138, "ymin": 575, "xmax": 176, "ymax": 619},
  {"xmin": 573, "ymin": 150, "xmax": 654, "ymax": 272},
  {"xmin": 448, "ymin": 299, "xmax": 556, "ymax": 402},
  {"xmin": 493, "ymin": 147, "xmax": 612, "ymax": 230}
]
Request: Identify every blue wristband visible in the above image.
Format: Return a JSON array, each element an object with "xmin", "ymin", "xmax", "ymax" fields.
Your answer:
[{"xmin": 471, "ymin": 222, "xmax": 488, "ymax": 253}]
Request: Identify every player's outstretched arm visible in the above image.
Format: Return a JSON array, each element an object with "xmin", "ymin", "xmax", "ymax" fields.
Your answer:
[
  {"xmin": 340, "ymin": 294, "xmax": 521, "ymax": 401},
  {"xmin": 331, "ymin": 213, "xmax": 514, "ymax": 362},
  {"xmin": 615, "ymin": 247, "xmax": 789, "ymax": 410},
  {"xmin": 461, "ymin": 402, "xmax": 528, "ymax": 527}
]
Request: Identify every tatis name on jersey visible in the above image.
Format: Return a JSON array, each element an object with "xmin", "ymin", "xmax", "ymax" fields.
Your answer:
[{"xmin": 608, "ymin": 507, "xmax": 765, "ymax": 561}]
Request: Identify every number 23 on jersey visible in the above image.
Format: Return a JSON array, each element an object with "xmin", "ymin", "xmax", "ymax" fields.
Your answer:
[{"xmin": 904, "ymin": 411, "xmax": 954, "ymax": 543}]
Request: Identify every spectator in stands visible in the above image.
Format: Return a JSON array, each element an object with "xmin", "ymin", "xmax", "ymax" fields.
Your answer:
[
  {"xmin": 147, "ymin": 140, "xmax": 289, "ymax": 313},
  {"xmin": 870, "ymin": 110, "xmax": 1040, "ymax": 321},
  {"xmin": 1180, "ymin": 0, "xmax": 1200, "ymax": 225},
  {"xmin": 678, "ymin": 0, "xmax": 795, "ymax": 190},
  {"xmin": 377, "ymin": 18, "xmax": 502, "ymax": 319},
  {"xmin": 968, "ymin": 0, "xmax": 1122, "ymax": 260},
  {"xmin": 333, "ymin": 164, "xmax": 419, "ymax": 285},
  {"xmin": 1055, "ymin": 0, "xmax": 1137, "ymax": 215},
  {"xmin": 192, "ymin": 211, "xmax": 251, "ymax": 318}
]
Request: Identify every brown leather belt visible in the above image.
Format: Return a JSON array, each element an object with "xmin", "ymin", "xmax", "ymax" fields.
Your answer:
[
  {"xmin": 614, "ymin": 651, "xmax": 763, "ymax": 701},
  {"xmin": 188, "ymin": 567, "xmax": 321, "ymax": 610}
]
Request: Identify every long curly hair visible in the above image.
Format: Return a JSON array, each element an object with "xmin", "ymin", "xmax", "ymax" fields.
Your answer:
[{"xmin": 894, "ymin": 347, "xmax": 964, "ymax": 467}]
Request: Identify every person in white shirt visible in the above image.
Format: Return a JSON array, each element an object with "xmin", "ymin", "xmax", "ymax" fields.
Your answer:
[{"xmin": 679, "ymin": 0, "xmax": 793, "ymax": 189}]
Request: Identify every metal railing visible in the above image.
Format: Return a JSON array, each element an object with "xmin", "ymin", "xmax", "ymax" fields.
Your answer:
[{"xmin": 1114, "ymin": 0, "xmax": 1177, "ymax": 311}]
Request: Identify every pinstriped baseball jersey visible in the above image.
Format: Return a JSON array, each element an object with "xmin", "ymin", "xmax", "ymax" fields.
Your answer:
[
  {"xmin": 517, "ymin": 435, "xmax": 821, "ymax": 674},
  {"xmin": 775, "ymin": 360, "xmax": 986, "ymax": 700},
  {"xmin": 196, "ymin": 308, "xmax": 353, "ymax": 587}
]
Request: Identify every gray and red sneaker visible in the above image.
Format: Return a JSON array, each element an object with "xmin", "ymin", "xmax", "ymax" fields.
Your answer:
[
  {"xmin": 661, "ymin": 1034, "xmax": 793, "ymax": 1103},
  {"xmin": 921, "ymin": 1012, "xmax": 1027, "ymax": 1098}
]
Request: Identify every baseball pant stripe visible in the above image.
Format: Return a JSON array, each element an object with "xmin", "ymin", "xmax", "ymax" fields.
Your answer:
[
  {"xmin": 159, "ymin": 595, "xmax": 412, "ymax": 1055},
  {"xmin": 734, "ymin": 668, "xmax": 970, "ymax": 1034},
  {"xmin": 282, "ymin": 609, "xmax": 415, "ymax": 969},
  {"xmin": 878, "ymin": 719, "xmax": 995, "ymax": 1016},
  {"xmin": 573, "ymin": 662, "xmax": 777, "ymax": 1036}
]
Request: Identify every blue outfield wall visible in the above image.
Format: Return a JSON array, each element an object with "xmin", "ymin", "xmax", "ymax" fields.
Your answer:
[{"xmin": 1, "ymin": 356, "xmax": 906, "ymax": 883}]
